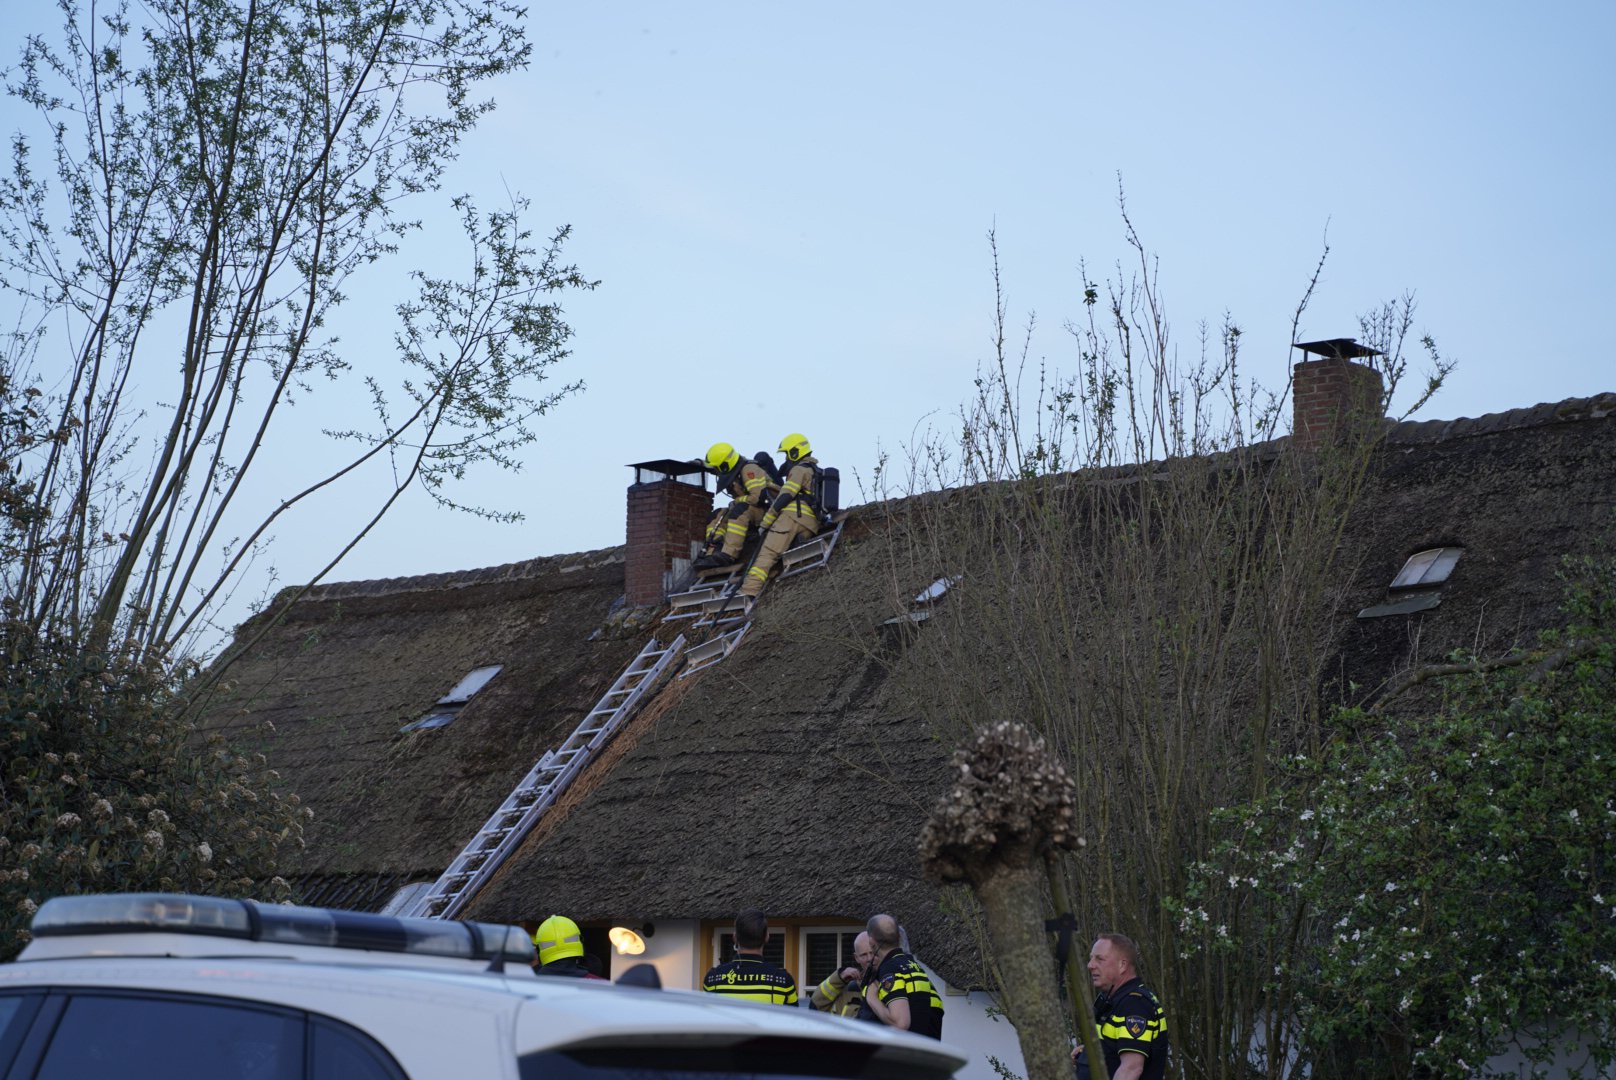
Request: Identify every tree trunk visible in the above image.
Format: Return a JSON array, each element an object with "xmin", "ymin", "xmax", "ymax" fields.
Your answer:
[{"xmin": 976, "ymin": 859, "xmax": 1071, "ymax": 1080}]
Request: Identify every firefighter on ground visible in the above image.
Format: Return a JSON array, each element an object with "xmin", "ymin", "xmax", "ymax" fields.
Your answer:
[
  {"xmin": 695, "ymin": 442, "xmax": 781, "ymax": 571},
  {"xmin": 811, "ymin": 931, "xmax": 877, "ymax": 1018},
  {"xmin": 739, "ymin": 433, "xmax": 820, "ymax": 600},
  {"xmin": 532, "ymin": 914, "xmax": 602, "ymax": 979}
]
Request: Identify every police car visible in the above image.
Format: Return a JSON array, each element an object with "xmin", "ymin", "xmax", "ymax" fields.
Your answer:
[{"xmin": 0, "ymin": 893, "xmax": 966, "ymax": 1079}]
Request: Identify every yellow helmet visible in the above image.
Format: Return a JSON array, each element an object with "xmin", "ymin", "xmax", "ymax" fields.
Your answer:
[
  {"xmin": 534, "ymin": 914, "xmax": 584, "ymax": 966},
  {"xmin": 705, "ymin": 442, "xmax": 740, "ymax": 473},
  {"xmin": 779, "ymin": 433, "xmax": 811, "ymax": 462}
]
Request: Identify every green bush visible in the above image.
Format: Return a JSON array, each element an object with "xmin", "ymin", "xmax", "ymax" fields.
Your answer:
[
  {"xmin": 1, "ymin": 624, "xmax": 303, "ymax": 959},
  {"xmin": 1185, "ymin": 555, "xmax": 1616, "ymax": 1079}
]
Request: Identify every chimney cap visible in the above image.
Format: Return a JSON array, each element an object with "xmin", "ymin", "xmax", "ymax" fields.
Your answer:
[
  {"xmin": 627, "ymin": 458, "xmax": 708, "ymax": 488},
  {"xmin": 1293, "ymin": 337, "xmax": 1383, "ymax": 361}
]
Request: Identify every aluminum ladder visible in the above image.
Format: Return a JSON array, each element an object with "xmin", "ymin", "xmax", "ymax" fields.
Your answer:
[{"xmin": 404, "ymin": 634, "xmax": 687, "ymax": 919}]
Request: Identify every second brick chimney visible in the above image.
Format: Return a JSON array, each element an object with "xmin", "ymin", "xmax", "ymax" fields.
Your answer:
[
  {"xmin": 624, "ymin": 459, "xmax": 713, "ymax": 608},
  {"xmin": 1292, "ymin": 338, "xmax": 1386, "ymax": 452}
]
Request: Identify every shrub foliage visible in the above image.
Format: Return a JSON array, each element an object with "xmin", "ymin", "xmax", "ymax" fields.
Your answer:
[{"xmin": 1185, "ymin": 555, "xmax": 1616, "ymax": 1079}]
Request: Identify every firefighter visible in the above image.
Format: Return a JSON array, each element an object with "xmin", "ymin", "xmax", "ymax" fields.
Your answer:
[
  {"xmin": 695, "ymin": 442, "xmax": 781, "ymax": 570},
  {"xmin": 532, "ymin": 914, "xmax": 602, "ymax": 979},
  {"xmin": 811, "ymin": 931, "xmax": 877, "ymax": 1018},
  {"xmin": 739, "ymin": 433, "xmax": 820, "ymax": 599}
]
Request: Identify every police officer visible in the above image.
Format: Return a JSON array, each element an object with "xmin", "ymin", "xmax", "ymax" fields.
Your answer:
[
  {"xmin": 861, "ymin": 914, "xmax": 944, "ymax": 1039},
  {"xmin": 702, "ymin": 908, "xmax": 798, "ymax": 1006},
  {"xmin": 739, "ymin": 433, "xmax": 821, "ymax": 600},
  {"xmin": 1076, "ymin": 933, "xmax": 1169, "ymax": 1080},
  {"xmin": 696, "ymin": 443, "xmax": 781, "ymax": 570}
]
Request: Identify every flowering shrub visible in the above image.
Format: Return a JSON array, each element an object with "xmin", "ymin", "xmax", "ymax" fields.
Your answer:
[
  {"xmin": 1184, "ymin": 555, "xmax": 1616, "ymax": 1080},
  {"xmin": 1, "ymin": 624, "xmax": 302, "ymax": 959}
]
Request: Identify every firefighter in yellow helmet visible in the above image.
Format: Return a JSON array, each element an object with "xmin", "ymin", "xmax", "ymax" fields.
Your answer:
[
  {"xmin": 739, "ymin": 433, "xmax": 820, "ymax": 599},
  {"xmin": 532, "ymin": 914, "xmax": 600, "ymax": 979},
  {"xmin": 695, "ymin": 441, "xmax": 781, "ymax": 570}
]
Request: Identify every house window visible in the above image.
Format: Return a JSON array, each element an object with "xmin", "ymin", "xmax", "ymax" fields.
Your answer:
[
  {"xmin": 713, "ymin": 930, "xmax": 786, "ymax": 968},
  {"xmin": 1390, "ymin": 547, "xmax": 1463, "ymax": 589},
  {"xmin": 801, "ymin": 928, "xmax": 861, "ymax": 987},
  {"xmin": 398, "ymin": 665, "xmax": 503, "ymax": 733},
  {"xmin": 700, "ymin": 919, "xmax": 865, "ymax": 990}
]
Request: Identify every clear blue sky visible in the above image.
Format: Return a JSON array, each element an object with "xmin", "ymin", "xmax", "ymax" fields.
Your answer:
[{"xmin": 5, "ymin": 1, "xmax": 1613, "ymax": 636}]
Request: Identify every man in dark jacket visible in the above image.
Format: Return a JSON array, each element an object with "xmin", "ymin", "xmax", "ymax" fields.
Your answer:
[
  {"xmin": 1075, "ymin": 933, "xmax": 1169, "ymax": 1080},
  {"xmin": 861, "ymin": 913, "xmax": 944, "ymax": 1039},
  {"xmin": 702, "ymin": 908, "xmax": 798, "ymax": 1006}
]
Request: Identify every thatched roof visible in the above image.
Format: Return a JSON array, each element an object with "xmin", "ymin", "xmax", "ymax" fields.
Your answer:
[
  {"xmin": 198, "ymin": 393, "xmax": 1616, "ymax": 986},
  {"xmin": 201, "ymin": 548, "xmax": 648, "ymax": 879},
  {"xmin": 1336, "ymin": 394, "xmax": 1616, "ymax": 696}
]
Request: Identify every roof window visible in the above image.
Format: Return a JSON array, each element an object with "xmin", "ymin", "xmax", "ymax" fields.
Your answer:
[
  {"xmin": 399, "ymin": 665, "xmax": 502, "ymax": 733},
  {"xmin": 1358, "ymin": 546, "xmax": 1463, "ymax": 619},
  {"xmin": 1390, "ymin": 547, "xmax": 1463, "ymax": 590},
  {"xmin": 883, "ymin": 576, "xmax": 962, "ymax": 625}
]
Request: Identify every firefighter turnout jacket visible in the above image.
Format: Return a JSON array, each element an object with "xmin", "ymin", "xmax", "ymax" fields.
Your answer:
[
  {"xmin": 742, "ymin": 455, "xmax": 821, "ymax": 599},
  {"xmin": 713, "ymin": 459, "xmax": 781, "ymax": 557},
  {"xmin": 702, "ymin": 954, "xmax": 799, "ymax": 1006},
  {"xmin": 810, "ymin": 968, "xmax": 866, "ymax": 1017}
]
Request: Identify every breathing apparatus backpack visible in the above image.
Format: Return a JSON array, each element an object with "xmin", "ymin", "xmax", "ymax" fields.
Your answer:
[{"xmin": 751, "ymin": 451, "xmax": 785, "ymax": 487}]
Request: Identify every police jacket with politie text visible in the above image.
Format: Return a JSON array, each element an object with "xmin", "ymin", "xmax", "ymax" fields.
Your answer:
[{"xmin": 702, "ymin": 954, "xmax": 799, "ymax": 1006}]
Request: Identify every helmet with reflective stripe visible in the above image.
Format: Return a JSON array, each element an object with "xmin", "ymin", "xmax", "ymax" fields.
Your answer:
[
  {"xmin": 534, "ymin": 914, "xmax": 584, "ymax": 966},
  {"xmin": 779, "ymin": 433, "xmax": 811, "ymax": 462},
  {"xmin": 705, "ymin": 442, "xmax": 740, "ymax": 473}
]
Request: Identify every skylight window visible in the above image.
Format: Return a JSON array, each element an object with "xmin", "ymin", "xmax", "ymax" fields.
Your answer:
[
  {"xmin": 399, "ymin": 665, "xmax": 503, "ymax": 733},
  {"xmin": 437, "ymin": 665, "xmax": 503, "ymax": 705},
  {"xmin": 883, "ymin": 575, "xmax": 963, "ymax": 626},
  {"xmin": 1358, "ymin": 546, "xmax": 1464, "ymax": 619},
  {"xmin": 1390, "ymin": 547, "xmax": 1463, "ymax": 590}
]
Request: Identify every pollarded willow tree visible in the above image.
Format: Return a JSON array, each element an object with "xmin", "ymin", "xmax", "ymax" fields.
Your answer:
[
  {"xmin": 0, "ymin": 0, "xmax": 593, "ymax": 670},
  {"xmin": 0, "ymin": 0, "xmax": 590, "ymax": 936},
  {"xmin": 866, "ymin": 214, "xmax": 1450, "ymax": 1080}
]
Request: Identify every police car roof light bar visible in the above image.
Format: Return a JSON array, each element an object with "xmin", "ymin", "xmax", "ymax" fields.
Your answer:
[{"xmin": 30, "ymin": 893, "xmax": 535, "ymax": 966}]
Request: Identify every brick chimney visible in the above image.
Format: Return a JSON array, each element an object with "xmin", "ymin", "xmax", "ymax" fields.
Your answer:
[
  {"xmin": 1292, "ymin": 338, "xmax": 1386, "ymax": 452},
  {"xmin": 624, "ymin": 459, "xmax": 713, "ymax": 608}
]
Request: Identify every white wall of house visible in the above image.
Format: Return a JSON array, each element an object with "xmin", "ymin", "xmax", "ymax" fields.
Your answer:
[
  {"xmin": 928, "ymin": 964, "xmax": 1026, "ymax": 1080},
  {"xmin": 610, "ymin": 918, "xmax": 700, "ymax": 990},
  {"xmin": 604, "ymin": 924, "xmax": 1026, "ymax": 1080}
]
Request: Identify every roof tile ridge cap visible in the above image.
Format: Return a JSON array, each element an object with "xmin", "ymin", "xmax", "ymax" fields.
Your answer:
[
  {"xmin": 1383, "ymin": 393, "xmax": 1616, "ymax": 444},
  {"xmin": 300, "ymin": 545, "xmax": 627, "ymax": 600}
]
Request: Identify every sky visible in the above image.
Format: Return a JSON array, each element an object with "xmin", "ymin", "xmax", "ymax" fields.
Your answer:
[{"xmin": 3, "ymin": 1, "xmax": 1613, "ymax": 645}]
